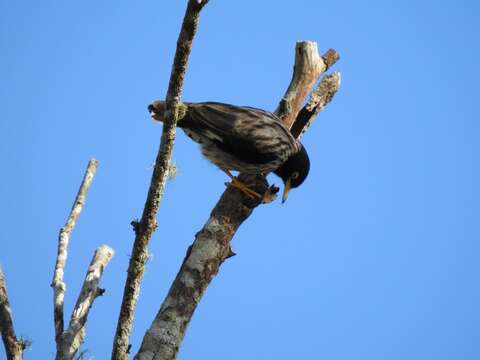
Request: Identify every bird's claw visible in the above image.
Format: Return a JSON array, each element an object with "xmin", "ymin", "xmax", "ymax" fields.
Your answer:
[
  {"xmin": 225, "ymin": 179, "xmax": 280, "ymax": 204},
  {"xmin": 226, "ymin": 178, "xmax": 263, "ymax": 200},
  {"xmin": 261, "ymin": 184, "xmax": 280, "ymax": 204}
]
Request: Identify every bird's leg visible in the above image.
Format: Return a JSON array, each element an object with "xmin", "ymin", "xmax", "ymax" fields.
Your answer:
[{"xmin": 221, "ymin": 169, "xmax": 262, "ymax": 199}]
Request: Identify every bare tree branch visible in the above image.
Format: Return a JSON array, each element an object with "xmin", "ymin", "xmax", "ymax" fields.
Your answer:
[
  {"xmin": 52, "ymin": 159, "xmax": 99, "ymax": 345},
  {"xmin": 50, "ymin": 159, "xmax": 113, "ymax": 360},
  {"xmin": 291, "ymin": 71, "xmax": 341, "ymax": 139},
  {"xmin": 111, "ymin": 1, "xmax": 210, "ymax": 359},
  {"xmin": 134, "ymin": 41, "xmax": 340, "ymax": 360},
  {"xmin": 134, "ymin": 184, "xmax": 266, "ymax": 360},
  {"xmin": 0, "ymin": 267, "xmax": 25, "ymax": 360},
  {"xmin": 56, "ymin": 246, "xmax": 114, "ymax": 360},
  {"xmin": 275, "ymin": 42, "xmax": 338, "ymax": 129}
]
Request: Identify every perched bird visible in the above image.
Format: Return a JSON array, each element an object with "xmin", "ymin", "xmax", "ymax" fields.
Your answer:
[{"xmin": 148, "ymin": 101, "xmax": 310, "ymax": 202}]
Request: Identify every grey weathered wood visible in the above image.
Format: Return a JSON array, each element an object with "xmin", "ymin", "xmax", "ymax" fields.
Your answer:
[
  {"xmin": 291, "ymin": 71, "xmax": 341, "ymax": 139},
  {"xmin": 0, "ymin": 268, "xmax": 24, "ymax": 360},
  {"xmin": 50, "ymin": 159, "xmax": 114, "ymax": 360},
  {"xmin": 276, "ymin": 42, "xmax": 334, "ymax": 129},
  {"xmin": 55, "ymin": 246, "xmax": 114, "ymax": 360},
  {"xmin": 51, "ymin": 159, "xmax": 98, "ymax": 346}
]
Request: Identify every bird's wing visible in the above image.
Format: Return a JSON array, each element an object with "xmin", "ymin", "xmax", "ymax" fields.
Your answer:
[{"xmin": 184, "ymin": 102, "xmax": 294, "ymax": 164}]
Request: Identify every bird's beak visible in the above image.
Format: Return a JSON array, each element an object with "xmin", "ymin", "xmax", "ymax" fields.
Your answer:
[
  {"xmin": 148, "ymin": 101, "xmax": 165, "ymax": 122},
  {"xmin": 282, "ymin": 178, "xmax": 292, "ymax": 204}
]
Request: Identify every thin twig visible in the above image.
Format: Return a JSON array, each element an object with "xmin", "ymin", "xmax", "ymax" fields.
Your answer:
[
  {"xmin": 51, "ymin": 159, "xmax": 99, "ymax": 346},
  {"xmin": 55, "ymin": 246, "xmax": 114, "ymax": 360},
  {"xmin": 111, "ymin": 1, "xmax": 210, "ymax": 359},
  {"xmin": 134, "ymin": 41, "xmax": 340, "ymax": 360},
  {"xmin": 0, "ymin": 267, "xmax": 25, "ymax": 360}
]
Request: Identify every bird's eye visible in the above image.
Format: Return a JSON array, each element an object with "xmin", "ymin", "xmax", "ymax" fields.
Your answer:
[{"xmin": 291, "ymin": 171, "xmax": 299, "ymax": 180}]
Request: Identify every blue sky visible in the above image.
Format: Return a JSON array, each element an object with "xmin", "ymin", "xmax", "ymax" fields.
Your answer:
[{"xmin": 1, "ymin": 1, "xmax": 479, "ymax": 359}]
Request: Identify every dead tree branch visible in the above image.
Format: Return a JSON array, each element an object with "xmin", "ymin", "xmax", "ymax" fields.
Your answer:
[
  {"xmin": 50, "ymin": 159, "xmax": 113, "ymax": 360},
  {"xmin": 275, "ymin": 43, "xmax": 338, "ymax": 129},
  {"xmin": 111, "ymin": 1, "xmax": 210, "ymax": 359},
  {"xmin": 0, "ymin": 268, "xmax": 25, "ymax": 360},
  {"xmin": 52, "ymin": 159, "xmax": 99, "ymax": 345},
  {"xmin": 56, "ymin": 246, "xmax": 114, "ymax": 360},
  {"xmin": 134, "ymin": 41, "xmax": 341, "ymax": 360},
  {"xmin": 291, "ymin": 71, "xmax": 341, "ymax": 139}
]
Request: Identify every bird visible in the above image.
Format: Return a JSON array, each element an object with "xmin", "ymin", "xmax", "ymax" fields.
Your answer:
[{"xmin": 148, "ymin": 101, "xmax": 310, "ymax": 203}]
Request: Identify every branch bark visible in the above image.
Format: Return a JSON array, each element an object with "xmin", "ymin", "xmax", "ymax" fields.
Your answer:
[
  {"xmin": 290, "ymin": 71, "xmax": 341, "ymax": 139},
  {"xmin": 275, "ymin": 42, "xmax": 338, "ymax": 129},
  {"xmin": 56, "ymin": 246, "xmax": 114, "ymax": 360},
  {"xmin": 111, "ymin": 1, "xmax": 210, "ymax": 359},
  {"xmin": 50, "ymin": 159, "xmax": 114, "ymax": 360},
  {"xmin": 0, "ymin": 268, "xmax": 24, "ymax": 360},
  {"xmin": 134, "ymin": 41, "xmax": 340, "ymax": 360},
  {"xmin": 52, "ymin": 159, "xmax": 99, "ymax": 346}
]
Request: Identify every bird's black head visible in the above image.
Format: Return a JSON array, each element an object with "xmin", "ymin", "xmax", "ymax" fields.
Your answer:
[
  {"xmin": 274, "ymin": 143, "xmax": 310, "ymax": 203},
  {"xmin": 148, "ymin": 101, "xmax": 166, "ymax": 121},
  {"xmin": 148, "ymin": 100, "xmax": 188, "ymax": 122}
]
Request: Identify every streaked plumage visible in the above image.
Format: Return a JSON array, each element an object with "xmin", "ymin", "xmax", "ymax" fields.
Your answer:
[{"xmin": 148, "ymin": 101, "xmax": 310, "ymax": 202}]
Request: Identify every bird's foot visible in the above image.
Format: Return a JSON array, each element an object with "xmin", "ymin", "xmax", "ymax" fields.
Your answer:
[
  {"xmin": 227, "ymin": 177, "xmax": 263, "ymax": 200},
  {"xmin": 262, "ymin": 184, "xmax": 280, "ymax": 204}
]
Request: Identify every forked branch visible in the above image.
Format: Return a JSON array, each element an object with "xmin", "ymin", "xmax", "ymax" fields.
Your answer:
[
  {"xmin": 291, "ymin": 71, "xmax": 341, "ymax": 139},
  {"xmin": 50, "ymin": 159, "xmax": 114, "ymax": 360},
  {"xmin": 52, "ymin": 159, "xmax": 98, "ymax": 345},
  {"xmin": 55, "ymin": 246, "xmax": 114, "ymax": 360},
  {"xmin": 275, "ymin": 43, "xmax": 339, "ymax": 129}
]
